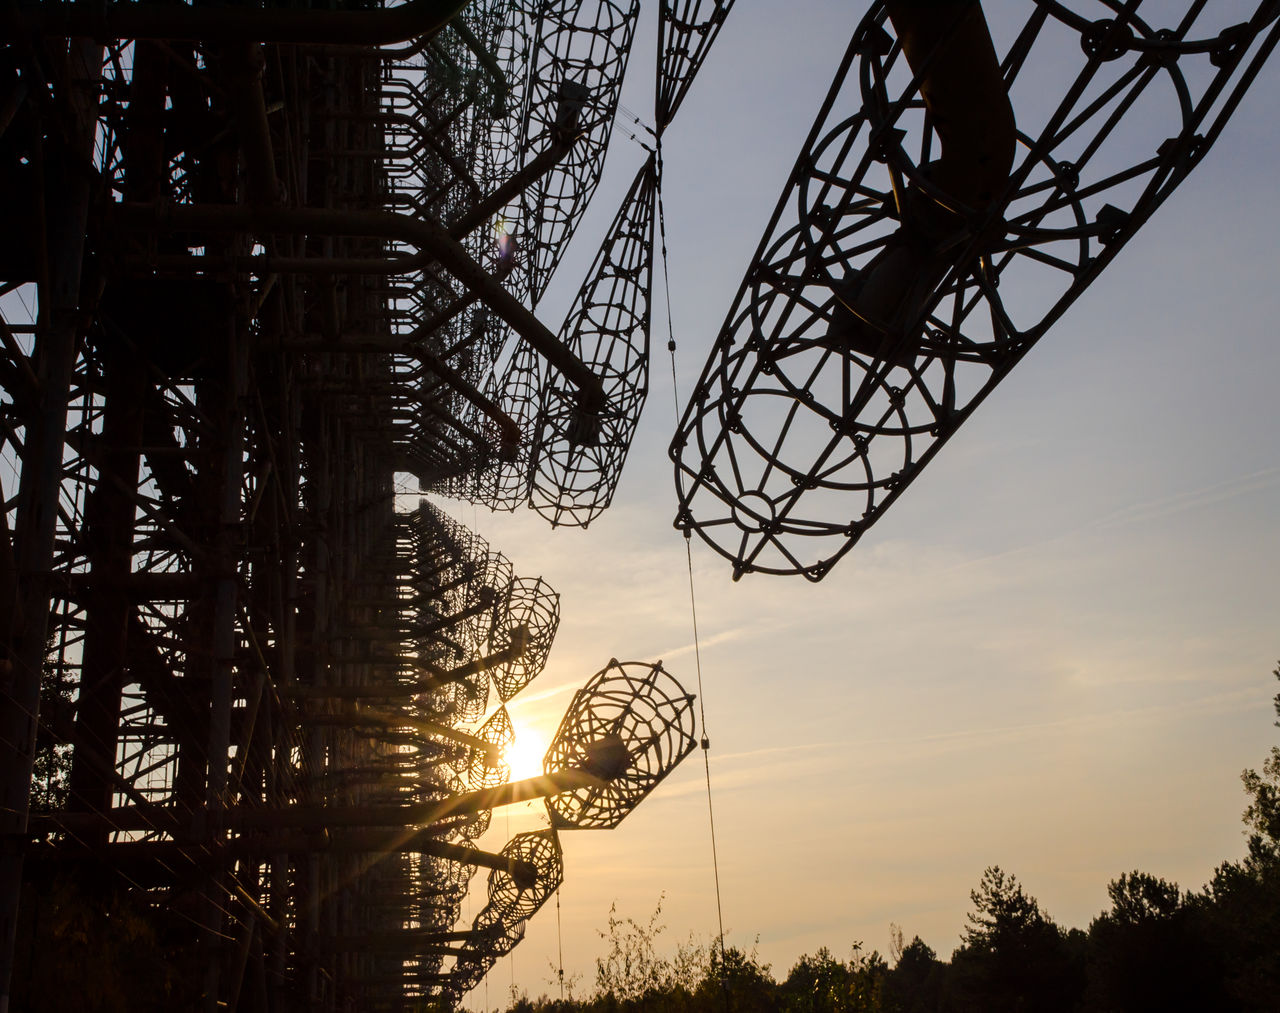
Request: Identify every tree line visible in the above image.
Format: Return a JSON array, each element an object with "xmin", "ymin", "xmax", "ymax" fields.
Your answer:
[{"xmin": 484, "ymin": 663, "xmax": 1280, "ymax": 1013}]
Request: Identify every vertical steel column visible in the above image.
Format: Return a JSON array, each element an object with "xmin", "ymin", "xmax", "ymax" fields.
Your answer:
[
  {"xmin": 201, "ymin": 310, "xmax": 249, "ymax": 1012},
  {"xmin": 65, "ymin": 28, "xmax": 172, "ymax": 842},
  {"xmin": 65, "ymin": 356, "xmax": 145, "ymax": 841},
  {"xmin": 0, "ymin": 38, "xmax": 102, "ymax": 1013}
]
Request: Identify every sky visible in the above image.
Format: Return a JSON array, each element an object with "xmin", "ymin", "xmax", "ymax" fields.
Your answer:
[{"xmin": 421, "ymin": 2, "xmax": 1280, "ymax": 1006}]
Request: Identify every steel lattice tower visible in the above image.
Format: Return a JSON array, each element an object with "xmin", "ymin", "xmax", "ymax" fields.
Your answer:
[{"xmin": 0, "ymin": 2, "xmax": 734, "ymax": 1009}]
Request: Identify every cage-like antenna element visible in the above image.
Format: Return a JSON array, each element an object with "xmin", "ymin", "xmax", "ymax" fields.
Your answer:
[
  {"xmin": 657, "ymin": 0, "xmax": 738, "ymax": 130},
  {"xmin": 489, "ymin": 576, "xmax": 560, "ymax": 700},
  {"xmin": 485, "ymin": 828, "xmax": 564, "ymax": 923},
  {"xmin": 462, "ymin": 706, "xmax": 513, "ymax": 790},
  {"xmin": 517, "ymin": 0, "xmax": 643, "ymax": 303},
  {"xmin": 544, "ymin": 659, "xmax": 697, "ymax": 829},
  {"xmin": 469, "ymin": 906, "xmax": 527, "ymax": 959},
  {"xmin": 671, "ymin": 0, "xmax": 1280, "ymax": 580},
  {"xmin": 528, "ymin": 154, "xmax": 657, "ymax": 527},
  {"xmin": 475, "ymin": 341, "xmax": 544, "ymax": 509}
]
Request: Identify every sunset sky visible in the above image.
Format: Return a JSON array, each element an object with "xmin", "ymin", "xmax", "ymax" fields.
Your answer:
[{"xmin": 425, "ymin": 3, "xmax": 1280, "ymax": 1005}]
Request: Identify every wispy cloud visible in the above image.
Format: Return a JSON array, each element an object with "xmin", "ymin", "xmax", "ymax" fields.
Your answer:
[
  {"xmin": 648, "ymin": 741, "xmax": 845, "ymax": 803},
  {"xmin": 506, "ymin": 679, "xmax": 580, "ymax": 709},
  {"xmin": 649, "ymin": 686, "xmax": 1267, "ymax": 804},
  {"xmin": 1090, "ymin": 466, "xmax": 1280, "ymax": 532},
  {"xmin": 655, "ymin": 626, "xmax": 751, "ymax": 662},
  {"xmin": 714, "ymin": 740, "xmax": 846, "ymax": 764},
  {"xmin": 936, "ymin": 466, "xmax": 1280, "ymax": 575},
  {"xmin": 846, "ymin": 684, "xmax": 1264, "ymax": 761}
]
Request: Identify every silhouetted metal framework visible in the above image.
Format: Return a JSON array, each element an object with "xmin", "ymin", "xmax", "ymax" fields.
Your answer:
[
  {"xmin": 508, "ymin": 0, "xmax": 642, "ymax": 306},
  {"xmin": 0, "ymin": 0, "xmax": 734, "ymax": 1009},
  {"xmin": 657, "ymin": 0, "xmax": 737, "ymax": 130},
  {"xmin": 486, "ymin": 828, "xmax": 563, "ymax": 924},
  {"xmin": 443, "ymin": 0, "xmax": 647, "ymax": 513},
  {"xmin": 529, "ymin": 153, "xmax": 658, "ymax": 528},
  {"xmin": 546, "ymin": 659, "xmax": 697, "ymax": 830},
  {"xmin": 672, "ymin": 0, "xmax": 1280, "ymax": 580},
  {"xmin": 439, "ymin": 3, "xmax": 737, "ymax": 522}
]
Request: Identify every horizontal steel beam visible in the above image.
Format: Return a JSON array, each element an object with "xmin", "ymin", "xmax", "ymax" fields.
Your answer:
[
  {"xmin": 1, "ymin": 0, "xmax": 469, "ymax": 45},
  {"xmin": 38, "ymin": 830, "xmax": 538, "ymax": 883},
  {"xmin": 112, "ymin": 202, "xmax": 605, "ymax": 410},
  {"xmin": 231, "ymin": 768, "xmax": 603, "ymax": 830},
  {"xmin": 32, "ymin": 769, "xmax": 604, "ymax": 836}
]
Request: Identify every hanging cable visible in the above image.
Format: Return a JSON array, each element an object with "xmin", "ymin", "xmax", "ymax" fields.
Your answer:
[
  {"xmin": 555, "ymin": 885, "xmax": 565, "ymax": 1001},
  {"xmin": 618, "ymin": 103, "xmax": 658, "ymax": 141},
  {"xmin": 507, "ymin": 805, "xmax": 514, "ymax": 1001},
  {"xmin": 655, "ymin": 143, "xmax": 728, "ymax": 967}
]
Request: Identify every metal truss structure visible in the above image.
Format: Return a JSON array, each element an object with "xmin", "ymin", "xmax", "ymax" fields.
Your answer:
[
  {"xmin": 672, "ymin": 0, "xmax": 1280, "ymax": 580},
  {"xmin": 450, "ymin": 0, "xmax": 737, "ymax": 523},
  {"xmin": 0, "ymin": 2, "xmax": 734, "ymax": 1010}
]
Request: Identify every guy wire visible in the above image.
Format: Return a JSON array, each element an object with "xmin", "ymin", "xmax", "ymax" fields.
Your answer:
[
  {"xmin": 655, "ymin": 144, "xmax": 727, "ymax": 962},
  {"xmin": 555, "ymin": 885, "xmax": 565, "ymax": 1000}
]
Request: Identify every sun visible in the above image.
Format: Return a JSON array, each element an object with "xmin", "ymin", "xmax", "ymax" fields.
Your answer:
[{"xmin": 504, "ymin": 724, "xmax": 550, "ymax": 781}]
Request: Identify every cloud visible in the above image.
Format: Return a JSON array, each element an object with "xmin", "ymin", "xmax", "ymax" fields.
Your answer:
[
  {"xmin": 654, "ymin": 626, "xmax": 751, "ymax": 662},
  {"xmin": 507, "ymin": 679, "xmax": 581, "ymax": 710},
  {"xmin": 1089, "ymin": 466, "xmax": 1280, "ymax": 532},
  {"xmin": 714, "ymin": 740, "xmax": 846, "ymax": 765}
]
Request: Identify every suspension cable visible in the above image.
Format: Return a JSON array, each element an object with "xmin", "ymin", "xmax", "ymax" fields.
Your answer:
[
  {"xmin": 555, "ymin": 885, "xmax": 565, "ymax": 1001},
  {"xmin": 655, "ymin": 144, "xmax": 727, "ymax": 963}
]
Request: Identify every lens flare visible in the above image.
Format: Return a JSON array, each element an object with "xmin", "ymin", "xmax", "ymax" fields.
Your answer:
[
  {"xmin": 493, "ymin": 217, "xmax": 518, "ymax": 267},
  {"xmin": 503, "ymin": 723, "xmax": 549, "ymax": 781}
]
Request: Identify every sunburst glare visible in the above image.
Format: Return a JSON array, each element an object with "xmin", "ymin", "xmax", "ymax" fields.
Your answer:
[{"xmin": 504, "ymin": 723, "xmax": 549, "ymax": 781}]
